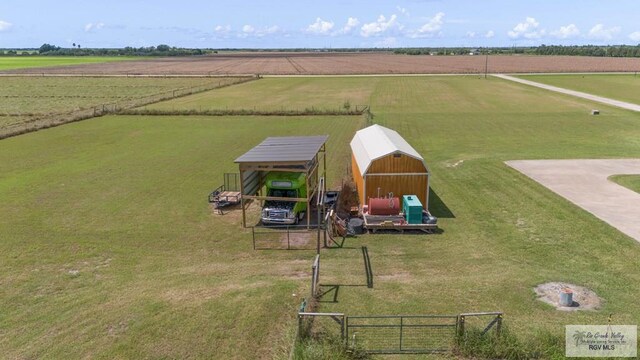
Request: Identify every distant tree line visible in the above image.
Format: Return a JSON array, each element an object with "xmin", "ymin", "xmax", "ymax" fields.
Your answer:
[
  {"xmin": 534, "ymin": 44, "xmax": 640, "ymax": 57},
  {"xmin": 2, "ymin": 44, "xmax": 640, "ymax": 58},
  {"xmin": 393, "ymin": 45, "xmax": 640, "ymax": 57},
  {"xmin": 0, "ymin": 43, "xmax": 211, "ymax": 57}
]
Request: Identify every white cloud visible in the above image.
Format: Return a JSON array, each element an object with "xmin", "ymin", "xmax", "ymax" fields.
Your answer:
[
  {"xmin": 409, "ymin": 12, "xmax": 445, "ymax": 38},
  {"xmin": 340, "ymin": 17, "xmax": 360, "ymax": 34},
  {"xmin": 508, "ymin": 17, "xmax": 545, "ymax": 39},
  {"xmin": 396, "ymin": 6, "xmax": 409, "ymax": 16},
  {"xmin": 485, "ymin": 30, "xmax": 495, "ymax": 38},
  {"xmin": 242, "ymin": 25, "xmax": 255, "ymax": 34},
  {"xmin": 263, "ymin": 26, "xmax": 280, "ymax": 35},
  {"xmin": 360, "ymin": 14, "xmax": 398, "ymax": 37},
  {"xmin": 629, "ymin": 31, "xmax": 640, "ymax": 42},
  {"xmin": 306, "ymin": 17, "xmax": 334, "ymax": 35},
  {"xmin": 551, "ymin": 24, "xmax": 580, "ymax": 39},
  {"xmin": 466, "ymin": 31, "xmax": 476, "ymax": 38},
  {"xmin": 84, "ymin": 22, "xmax": 105, "ymax": 32},
  {"xmin": 588, "ymin": 24, "xmax": 621, "ymax": 40},
  {"xmin": 376, "ymin": 37, "xmax": 398, "ymax": 47},
  {"xmin": 0, "ymin": 20, "xmax": 12, "ymax": 31},
  {"xmin": 238, "ymin": 24, "xmax": 280, "ymax": 38},
  {"xmin": 214, "ymin": 25, "xmax": 231, "ymax": 34}
]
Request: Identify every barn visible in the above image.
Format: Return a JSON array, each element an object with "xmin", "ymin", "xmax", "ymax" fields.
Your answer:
[{"xmin": 350, "ymin": 124, "xmax": 430, "ymax": 209}]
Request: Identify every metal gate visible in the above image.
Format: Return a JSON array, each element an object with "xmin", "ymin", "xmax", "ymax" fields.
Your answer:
[{"xmin": 346, "ymin": 315, "xmax": 459, "ymax": 354}]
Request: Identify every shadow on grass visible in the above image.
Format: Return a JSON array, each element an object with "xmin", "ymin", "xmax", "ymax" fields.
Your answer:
[
  {"xmin": 429, "ymin": 188, "xmax": 455, "ymax": 219},
  {"xmin": 318, "ymin": 284, "xmax": 368, "ymax": 303}
]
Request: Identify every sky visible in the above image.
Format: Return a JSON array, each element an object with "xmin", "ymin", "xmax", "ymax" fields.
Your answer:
[{"xmin": 1, "ymin": 0, "xmax": 640, "ymax": 49}]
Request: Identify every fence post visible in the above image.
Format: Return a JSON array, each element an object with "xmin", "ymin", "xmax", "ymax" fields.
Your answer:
[
  {"xmin": 252, "ymin": 227, "xmax": 256, "ymax": 250},
  {"xmin": 287, "ymin": 227, "xmax": 290, "ymax": 250},
  {"xmin": 341, "ymin": 314, "xmax": 345, "ymax": 341},
  {"xmin": 345, "ymin": 316, "xmax": 349, "ymax": 345},
  {"xmin": 399, "ymin": 316, "xmax": 404, "ymax": 351},
  {"xmin": 496, "ymin": 314, "xmax": 502, "ymax": 336},
  {"xmin": 458, "ymin": 315, "xmax": 465, "ymax": 339}
]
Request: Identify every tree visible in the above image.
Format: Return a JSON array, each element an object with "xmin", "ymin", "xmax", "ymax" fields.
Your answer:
[
  {"xmin": 39, "ymin": 43, "xmax": 61, "ymax": 53},
  {"xmin": 156, "ymin": 44, "xmax": 171, "ymax": 52}
]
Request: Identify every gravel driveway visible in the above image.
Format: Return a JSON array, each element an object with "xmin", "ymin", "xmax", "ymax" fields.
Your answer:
[{"xmin": 493, "ymin": 74, "xmax": 640, "ymax": 112}]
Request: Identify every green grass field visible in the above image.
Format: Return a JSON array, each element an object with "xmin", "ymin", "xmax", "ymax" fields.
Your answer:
[
  {"xmin": 518, "ymin": 74, "xmax": 640, "ymax": 104},
  {"xmin": 0, "ymin": 56, "xmax": 137, "ymax": 71},
  {"xmin": 143, "ymin": 77, "xmax": 377, "ymax": 112},
  {"xmin": 610, "ymin": 175, "xmax": 640, "ymax": 194},
  {"xmin": 1, "ymin": 76, "xmax": 640, "ymax": 358}
]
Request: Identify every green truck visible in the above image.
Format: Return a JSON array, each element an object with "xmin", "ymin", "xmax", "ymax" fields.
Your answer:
[{"xmin": 261, "ymin": 172, "xmax": 307, "ymax": 225}]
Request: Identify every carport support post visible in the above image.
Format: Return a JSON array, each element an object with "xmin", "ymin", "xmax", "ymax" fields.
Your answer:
[
  {"xmin": 306, "ymin": 174, "xmax": 310, "ymax": 230},
  {"xmin": 240, "ymin": 169, "xmax": 247, "ymax": 228}
]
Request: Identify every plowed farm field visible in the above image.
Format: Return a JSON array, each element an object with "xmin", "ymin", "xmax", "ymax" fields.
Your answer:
[{"xmin": 2, "ymin": 52, "xmax": 640, "ymax": 75}]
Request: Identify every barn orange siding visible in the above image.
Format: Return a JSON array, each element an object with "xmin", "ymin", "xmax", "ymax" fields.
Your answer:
[
  {"xmin": 368, "ymin": 154, "xmax": 426, "ymax": 174},
  {"xmin": 351, "ymin": 153, "xmax": 365, "ymax": 206}
]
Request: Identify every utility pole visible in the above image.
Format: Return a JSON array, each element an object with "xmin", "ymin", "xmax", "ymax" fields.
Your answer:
[{"xmin": 484, "ymin": 53, "xmax": 489, "ymax": 79}]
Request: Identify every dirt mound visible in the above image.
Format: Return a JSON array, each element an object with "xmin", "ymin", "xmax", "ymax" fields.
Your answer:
[{"xmin": 534, "ymin": 282, "xmax": 602, "ymax": 311}]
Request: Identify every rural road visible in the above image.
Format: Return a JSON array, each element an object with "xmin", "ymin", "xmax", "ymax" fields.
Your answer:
[
  {"xmin": 506, "ymin": 159, "xmax": 640, "ymax": 244},
  {"xmin": 494, "ymin": 74, "xmax": 640, "ymax": 112}
]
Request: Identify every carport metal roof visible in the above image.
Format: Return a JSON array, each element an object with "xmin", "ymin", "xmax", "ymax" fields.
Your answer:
[{"xmin": 235, "ymin": 135, "xmax": 329, "ymax": 164}]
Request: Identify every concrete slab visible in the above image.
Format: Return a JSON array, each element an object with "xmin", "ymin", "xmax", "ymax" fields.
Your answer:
[{"xmin": 506, "ymin": 159, "xmax": 640, "ymax": 243}]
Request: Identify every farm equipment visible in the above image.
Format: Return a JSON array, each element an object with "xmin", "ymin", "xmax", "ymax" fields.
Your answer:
[
  {"xmin": 361, "ymin": 194, "xmax": 438, "ymax": 233},
  {"xmin": 209, "ymin": 173, "xmax": 241, "ymax": 214}
]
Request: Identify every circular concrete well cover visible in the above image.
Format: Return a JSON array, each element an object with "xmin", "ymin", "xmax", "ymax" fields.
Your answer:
[{"xmin": 534, "ymin": 282, "xmax": 602, "ymax": 311}]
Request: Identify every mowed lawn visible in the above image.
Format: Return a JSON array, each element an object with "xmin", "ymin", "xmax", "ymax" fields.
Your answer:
[
  {"xmin": 518, "ymin": 73, "xmax": 640, "ymax": 104},
  {"xmin": 2, "ymin": 76, "xmax": 640, "ymax": 358},
  {"xmin": 143, "ymin": 76, "xmax": 378, "ymax": 112},
  {"xmin": 0, "ymin": 114, "xmax": 362, "ymax": 359},
  {"xmin": 0, "ymin": 56, "xmax": 138, "ymax": 71},
  {"xmin": 317, "ymin": 77, "xmax": 640, "ymax": 335}
]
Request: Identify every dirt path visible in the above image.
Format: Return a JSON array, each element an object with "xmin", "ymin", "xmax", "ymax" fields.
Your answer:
[
  {"xmin": 493, "ymin": 74, "xmax": 640, "ymax": 112},
  {"xmin": 506, "ymin": 159, "xmax": 640, "ymax": 243}
]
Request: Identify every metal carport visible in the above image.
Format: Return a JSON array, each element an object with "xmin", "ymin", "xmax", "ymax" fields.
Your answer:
[{"xmin": 234, "ymin": 135, "xmax": 328, "ymax": 228}]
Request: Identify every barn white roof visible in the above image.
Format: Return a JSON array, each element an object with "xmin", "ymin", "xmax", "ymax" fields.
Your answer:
[{"xmin": 350, "ymin": 124, "xmax": 426, "ymax": 176}]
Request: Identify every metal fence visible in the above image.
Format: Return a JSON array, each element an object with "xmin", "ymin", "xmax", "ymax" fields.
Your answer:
[
  {"xmin": 311, "ymin": 255, "xmax": 320, "ymax": 298},
  {"xmin": 347, "ymin": 315, "xmax": 459, "ymax": 354},
  {"xmin": 295, "ymin": 311, "xmax": 504, "ymax": 355},
  {"xmin": 457, "ymin": 312, "xmax": 503, "ymax": 337}
]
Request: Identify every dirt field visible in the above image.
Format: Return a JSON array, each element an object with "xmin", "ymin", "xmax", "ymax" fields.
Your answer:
[{"xmin": 2, "ymin": 53, "xmax": 640, "ymax": 75}]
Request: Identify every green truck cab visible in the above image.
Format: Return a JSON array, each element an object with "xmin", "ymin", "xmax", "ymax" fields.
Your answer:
[{"xmin": 261, "ymin": 172, "xmax": 307, "ymax": 225}]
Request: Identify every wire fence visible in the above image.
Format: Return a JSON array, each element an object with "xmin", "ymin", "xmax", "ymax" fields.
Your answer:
[
  {"xmin": 347, "ymin": 315, "xmax": 458, "ymax": 354},
  {"xmin": 251, "ymin": 225, "xmax": 320, "ymax": 251}
]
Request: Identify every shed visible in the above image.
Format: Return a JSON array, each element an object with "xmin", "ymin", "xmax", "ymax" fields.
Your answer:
[{"xmin": 350, "ymin": 124, "xmax": 430, "ymax": 209}]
